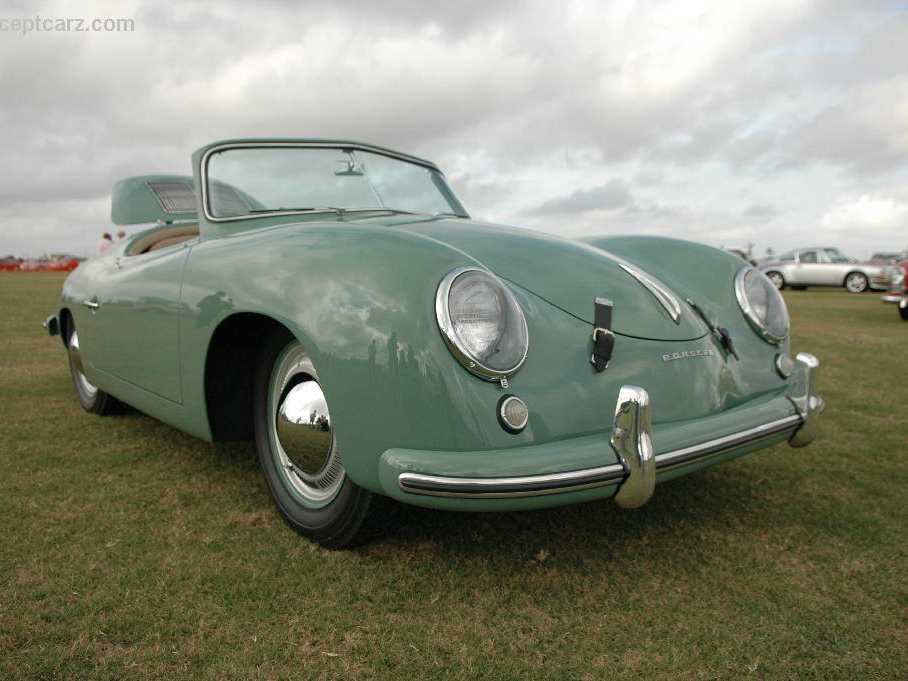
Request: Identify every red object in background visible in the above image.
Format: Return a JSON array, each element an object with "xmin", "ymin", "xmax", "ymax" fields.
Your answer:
[
  {"xmin": 888, "ymin": 259, "xmax": 908, "ymax": 296},
  {"xmin": 892, "ymin": 259, "xmax": 908, "ymax": 321},
  {"xmin": 45, "ymin": 259, "xmax": 81, "ymax": 272},
  {"xmin": 1, "ymin": 257, "xmax": 81, "ymax": 272}
]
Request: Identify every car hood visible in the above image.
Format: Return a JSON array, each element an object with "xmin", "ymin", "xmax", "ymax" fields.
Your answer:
[{"xmin": 393, "ymin": 218, "xmax": 707, "ymax": 341}]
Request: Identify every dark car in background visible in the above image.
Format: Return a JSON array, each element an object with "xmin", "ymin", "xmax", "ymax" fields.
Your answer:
[{"xmin": 869, "ymin": 251, "xmax": 907, "ymax": 265}]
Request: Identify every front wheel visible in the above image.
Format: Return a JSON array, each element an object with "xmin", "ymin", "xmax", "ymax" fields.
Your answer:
[
  {"xmin": 845, "ymin": 272, "xmax": 868, "ymax": 293},
  {"xmin": 66, "ymin": 323, "xmax": 120, "ymax": 415},
  {"xmin": 253, "ymin": 330, "xmax": 390, "ymax": 549},
  {"xmin": 900, "ymin": 299, "xmax": 908, "ymax": 321},
  {"xmin": 764, "ymin": 271, "xmax": 785, "ymax": 290}
]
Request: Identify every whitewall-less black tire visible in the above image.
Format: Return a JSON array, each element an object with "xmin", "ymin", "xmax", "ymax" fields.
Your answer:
[{"xmin": 253, "ymin": 330, "xmax": 391, "ymax": 549}]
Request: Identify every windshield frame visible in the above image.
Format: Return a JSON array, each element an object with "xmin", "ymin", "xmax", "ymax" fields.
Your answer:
[{"xmin": 200, "ymin": 141, "xmax": 469, "ymax": 223}]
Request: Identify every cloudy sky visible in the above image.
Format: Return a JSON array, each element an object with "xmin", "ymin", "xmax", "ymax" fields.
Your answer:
[{"xmin": 2, "ymin": 0, "xmax": 907, "ymax": 258}]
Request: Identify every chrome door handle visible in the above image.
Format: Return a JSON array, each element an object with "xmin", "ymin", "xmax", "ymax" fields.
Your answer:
[{"xmin": 83, "ymin": 298, "xmax": 100, "ymax": 311}]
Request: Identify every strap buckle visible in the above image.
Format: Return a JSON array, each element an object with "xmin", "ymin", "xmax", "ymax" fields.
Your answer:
[{"xmin": 592, "ymin": 327, "xmax": 614, "ymax": 343}]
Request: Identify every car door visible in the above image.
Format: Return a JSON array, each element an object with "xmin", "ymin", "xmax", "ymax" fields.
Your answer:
[
  {"xmin": 810, "ymin": 249, "xmax": 845, "ymax": 285},
  {"xmin": 791, "ymin": 249, "xmax": 820, "ymax": 284},
  {"xmin": 86, "ymin": 239, "xmax": 193, "ymax": 403}
]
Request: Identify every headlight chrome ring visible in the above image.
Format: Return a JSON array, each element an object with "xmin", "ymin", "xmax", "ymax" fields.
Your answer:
[
  {"xmin": 734, "ymin": 266, "xmax": 790, "ymax": 344},
  {"xmin": 436, "ymin": 266, "xmax": 529, "ymax": 381}
]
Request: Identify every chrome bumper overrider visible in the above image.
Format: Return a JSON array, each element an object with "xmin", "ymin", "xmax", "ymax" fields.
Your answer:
[{"xmin": 397, "ymin": 353, "xmax": 823, "ymax": 506}]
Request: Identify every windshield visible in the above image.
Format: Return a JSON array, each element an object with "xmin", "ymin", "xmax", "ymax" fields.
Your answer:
[{"xmin": 204, "ymin": 146, "xmax": 467, "ymax": 219}]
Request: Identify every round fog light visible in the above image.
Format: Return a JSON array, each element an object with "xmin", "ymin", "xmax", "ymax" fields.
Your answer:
[
  {"xmin": 775, "ymin": 353, "xmax": 795, "ymax": 378},
  {"xmin": 497, "ymin": 395, "xmax": 528, "ymax": 433}
]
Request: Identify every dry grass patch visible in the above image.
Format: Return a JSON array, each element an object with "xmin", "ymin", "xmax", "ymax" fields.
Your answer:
[{"xmin": 1, "ymin": 274, "xmax": 906, "ymax": 679}]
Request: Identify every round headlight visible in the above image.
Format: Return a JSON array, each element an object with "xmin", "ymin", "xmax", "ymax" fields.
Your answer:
[
  {"xmin": 735, "ymin": 267, "xmax": 790, "ymax": 343},
  {"xmin": 436, "ymin": 267, "xmax": 529, "ymax": 380},
  {"xmin": 891, "ymin": 265, "xmax": 906, "ymax": 290}
]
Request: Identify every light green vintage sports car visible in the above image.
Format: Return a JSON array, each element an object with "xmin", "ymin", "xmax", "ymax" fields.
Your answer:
[{"xmin": 46, "ymin": 139, "xmax": 824, "ymax": 548}]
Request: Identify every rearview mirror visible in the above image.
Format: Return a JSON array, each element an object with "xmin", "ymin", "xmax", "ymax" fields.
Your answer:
[{"xmin": 334, "ymin": 160, "xmax": 364, "ymax": 176}]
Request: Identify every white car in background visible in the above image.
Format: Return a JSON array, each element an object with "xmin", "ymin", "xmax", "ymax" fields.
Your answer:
[{"xmin": 758, "ymin": 247, "xmax": 888, "ymax": 293}]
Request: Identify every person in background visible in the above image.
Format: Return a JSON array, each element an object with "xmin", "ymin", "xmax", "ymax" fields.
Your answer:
[
  {"xmin": 97, "ymin": 232, "xmax": 114, "ymax": 254},
  {"xmin": 116, "ymin": 230, "xmax": 126, "ymax": 240}
]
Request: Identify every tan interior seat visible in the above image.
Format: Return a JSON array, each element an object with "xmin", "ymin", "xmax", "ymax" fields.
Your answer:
[{"xmin": 128, "ymin": 224, "xmax": 200, "ymax": 255}]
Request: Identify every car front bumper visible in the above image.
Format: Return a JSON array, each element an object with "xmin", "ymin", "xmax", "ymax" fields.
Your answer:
[
  {"xmin": 378, "ymin": 353, "xmax": 823, "ymax": 511},
  {"xmin": 881, "ymin": 293, "xmax": 904, "ymax": 303}
]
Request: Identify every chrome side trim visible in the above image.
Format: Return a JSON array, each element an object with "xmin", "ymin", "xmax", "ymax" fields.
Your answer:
[
  {"xmin": 396, "ymin": 414, "xmax": 803, "ymax": 499},
  {"xmin": 611, "ymin": 386, "xmax": 655, "ymax": 508},
  {"xmin": 618, "ymin": 263, "xmax": 682, "ymax": 324}
]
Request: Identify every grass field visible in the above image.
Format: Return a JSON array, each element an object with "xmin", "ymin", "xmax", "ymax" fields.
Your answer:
[{"xmin": 1, "ymin": 273, "xmax": 906, "ymax": 680}]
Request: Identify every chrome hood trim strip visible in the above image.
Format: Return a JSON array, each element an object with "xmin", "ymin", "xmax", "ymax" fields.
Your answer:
[{"xmin": 618, "ymin": 263, "xmax": 683, "ymax": 324}]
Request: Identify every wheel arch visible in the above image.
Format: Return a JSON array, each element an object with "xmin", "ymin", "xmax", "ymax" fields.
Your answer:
[
  {"xmin": 203, "ymin": 311, "xmax": 298, "ymax": 442},
  {"xmin": 59, "ymin": 307, "xmax": 74, "ymax": 347},
  {"xmin": 843, "ymin": 270, "xmax": 867, "ymax": 285}
]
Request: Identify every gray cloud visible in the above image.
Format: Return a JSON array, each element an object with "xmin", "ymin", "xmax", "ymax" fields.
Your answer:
[
  {"xmin": 743, "ymin": 203, "xmax": 780, "ymax": 218},
  {"xmin": 1, "ymin": 0, "xmax": 907, "ymax": 260},
  {"xmin": 535, "ymin": 180, "xmax": 632, "ymax": 215}
]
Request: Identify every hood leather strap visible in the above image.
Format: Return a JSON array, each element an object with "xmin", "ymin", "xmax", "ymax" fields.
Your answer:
[{"xmin": 590, "ymin": 297, "xmax": 615, "ymax": 372}]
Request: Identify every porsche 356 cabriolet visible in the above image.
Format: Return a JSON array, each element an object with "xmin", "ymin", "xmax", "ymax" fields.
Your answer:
[{"xmin": 45, "ymin": 139, "xmax": 824, "ymax": 548}]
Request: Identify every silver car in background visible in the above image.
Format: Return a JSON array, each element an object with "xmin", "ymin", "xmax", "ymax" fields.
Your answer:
[{"xmin": 758, "ymin": 247, "xmax": 888, "ymax": 293}]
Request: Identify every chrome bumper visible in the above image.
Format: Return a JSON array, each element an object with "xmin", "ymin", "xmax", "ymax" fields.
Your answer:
[
  {"xmin": 397, "ymin": 353, "xmax": 823, "ymax": 506},
  {"xmin": 881, "ymin": 294, "xmax": 903, "ymax": 303}
]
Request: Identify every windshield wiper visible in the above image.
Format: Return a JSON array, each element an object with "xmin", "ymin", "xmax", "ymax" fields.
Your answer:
[
  {"xmin": 247, "ymin": 207, "xmax": 354, "ymax": 217},
  {"xmin": 353, "ymin": 207, "xmax": 420, "ymax": 216},
  {"xmin": 248, "ymin": 207, "xmax": 318, "ymax": 213},
  {"xmin": 245, "ymin": 207, "xmax": 458, "ymax": 219}
]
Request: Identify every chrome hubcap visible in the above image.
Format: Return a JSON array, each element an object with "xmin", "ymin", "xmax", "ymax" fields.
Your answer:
[
  {"xmin": 271, "ymin": 345, "xmax": 344, "ymax": 506},
  {"xmin": 767, "ymin": 273, "xmax": 783, "ymax": 289},
  {"xmin": 68, "ymin": 331, "xmax": 98, "ymax": 398},
  {"xmin": 846, "ymin": 274, "xmax": 865, "ymax": 292}
]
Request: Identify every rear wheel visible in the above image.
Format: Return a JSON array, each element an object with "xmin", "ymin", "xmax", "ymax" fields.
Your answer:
[
  {"xmin": 900, "ymin": 300, "xmax": 908, "ymax": 321},
  {"xmin": 764, "ymin": 271, "xmax": 785, "ymax": 290},
  {"xmin": 66, "ymin": 322, "xmax": 120, "ymax": 415},
  {"xmin": 845, "ymin": 272, "xmax": 868, "ymax": 293},
  {"xmin": 253, "ymin": 330, "xmax": 390, "ymax": 548}
]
